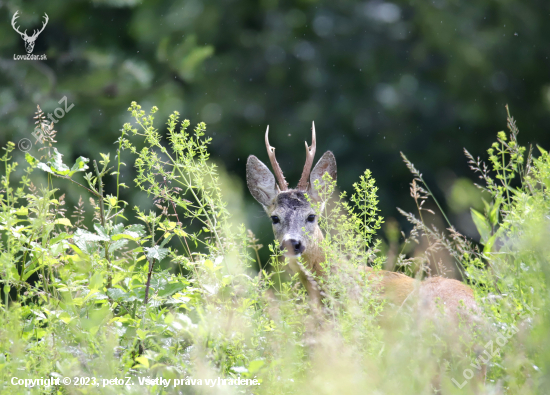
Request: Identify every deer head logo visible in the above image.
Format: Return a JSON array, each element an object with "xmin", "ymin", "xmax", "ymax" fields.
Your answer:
[{"xmin": 11, "ymin": 11, "xmax": 49, "ymax": 54}]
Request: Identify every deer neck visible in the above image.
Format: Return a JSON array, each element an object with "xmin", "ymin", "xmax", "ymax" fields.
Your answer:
[
  {"xmin": 284, "ymin": 224, "xmax": 325, "ymax": 306},
  {"xmin": 304, "ymin": 225, "xmax": 326, "ymax": 276}
]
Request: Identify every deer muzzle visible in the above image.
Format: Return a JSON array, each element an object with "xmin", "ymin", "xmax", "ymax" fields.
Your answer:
[{"xmin": 281, "ymin": 238, "xmax": 305, "ymax": 257}]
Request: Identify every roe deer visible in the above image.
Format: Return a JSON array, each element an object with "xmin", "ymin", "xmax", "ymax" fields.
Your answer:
[{"xmin": 246, "ymin": 124, "xmax": 477, "ymax": 320}]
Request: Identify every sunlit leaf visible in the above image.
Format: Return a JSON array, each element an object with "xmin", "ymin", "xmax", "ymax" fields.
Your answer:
[
  {"xmin": 144, "ymin": 246, "xmax": 169, "ymax": 262},
  {"xmin": 157, "ymin": 282, "xmax": 185, "ymax": 298},
  {"xmin": 471, "ymin": 208, "xmax": 491, "ymax": 244},
  {"xmin": 54, "ymin": 218, "xmax": 72, "ymax": 227}
]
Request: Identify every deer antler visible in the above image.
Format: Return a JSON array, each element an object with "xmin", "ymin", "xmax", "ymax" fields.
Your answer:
[
  {"xmin": 265, "ymin": 126, "xmax": 288, "ymax": 191},
  {"xmin": 11, "ymin": 12, "xmax": 48, "ymax": 39},
  {"xmin": 30, "ymin": 13, "xmax": 49, "ymax": 39},
  {"xmin": 296, "ymin": 121, "xmax": 317, "ymax": 191},
  {"xmin": 11, "ymin": 11, "xmax": 26, "ymax": 38}
]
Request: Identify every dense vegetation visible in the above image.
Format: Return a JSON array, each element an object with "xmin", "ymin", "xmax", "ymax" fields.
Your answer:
[{"xmin": 0, "ymin": 103, "xmax": 548, "ymax": 394}]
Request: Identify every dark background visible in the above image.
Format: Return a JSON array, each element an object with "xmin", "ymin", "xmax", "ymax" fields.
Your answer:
[{"xmin": 1, "ymin": 0, "xmax": 549, "ymax": 258}]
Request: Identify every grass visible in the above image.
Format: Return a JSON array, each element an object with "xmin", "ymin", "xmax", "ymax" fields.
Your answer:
[{"xmin": 0, "ymin": 102, "xmax": 548, "ymax": 394}]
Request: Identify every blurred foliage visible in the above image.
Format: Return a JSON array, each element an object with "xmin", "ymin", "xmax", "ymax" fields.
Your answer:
[
  {"xmin": 446, "ymin": 177, "xmax": 487, "ymax": 213},
  {"xmin": 1, "ymin": 0, "xmax": 550, "ymax": 251}
]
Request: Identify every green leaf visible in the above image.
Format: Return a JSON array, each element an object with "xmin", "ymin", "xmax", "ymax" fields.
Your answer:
[
  {"xmin": 248, "ymin": 360, "xmax": 265, "ymax": 374},
  {"xmin": 126, "ymin": 224, "xmax": 146, "ymax": 236},
  {"xmin": 157, "ymin": 282, "xmax": 185, "ymax": 298},
  {"xmin": 111, "ymin": 232, "xmax": 140, "ymax": 242},
  {"xmin": 83, "ymin": 289, "xmax": 99, "ymax": 301},
  {"xmin": 144, "ymin": 246, "xmax": 169, "ymax": 262},
  {"xmin": 40, "ymin": 148, "xmax": 70, "ymax": 175},
  {"xmin": 204, "ymin": 259, "xmax": 214, "ymax": 271},
  {"xmin": 90, "ymin": 273, "xmax": 104, "ymax": 290},
  {"xmin": 164, "ymin": 312, "xmax": 174, "ymax": 324},
  {"xmin": 50, "ymin": 232, "xmax": 72, "ymax": 244},
  {"xmin": 94, "ymin": 224, "xmax": 110, "ymax": 239},
  {"xmin": 70, "ymin": 156, "xmax": 90, "ymax": 175},
  {"xmin": 484, "ymin": 234, "xmax": 497, "ymax": 254},
  {"xmin": 135, "ymin": 356, "xmax": 149, "ymax": 368},
  {"xmin": 69, "ymin": 243, "xmax": 86, "ymax": 257},
  {"xmin": 136, "ymin": 330, "xmax": 148, "ymax": 341},
  {"xmin": 35, "ymin": 148, "xmax": 89, "ymax": 177},
  {"xmin": 108, "ymin": 287, "xmax": 140, "ymax": 302},
  {"xmin": 36, "ymin": 162, "xmax": 56, "ymax": 175},
  {"xmin": 73, "ymin": 229, "xmax": 108, "ymax": 254},
  {"xmin": 55, "ymin": 218, "xmax": 72, "ymax": 227},
  {"xmin": 22, "ymin": 255, "xmax": 41, "ymax": 281},
  {"xmin": 106, "ymin": 288, "xmax": 127, "ymax": 300},
  {"xmin": 58, "ymin": 312, "xmax": 73, "ymax": 324},
  {"xmin": 14, "ymin": 206, "xmax": 28, "ymax": 216},
  {"xmin": 488, "ymin": 199, "xmax": 501, "ymax": 227},
  {"xmin": 112, "ymin": 272, "xmax": 126, "ymax": 286},
  {"xmin": 22, "ymin": 267, "xmax": 41, "ymax": 282},
  {"xmin": 160, "ymin": 234, "xmax": 173, "ymax": 248},
  {"xmin": 471, "ymin": 208, "xmax": 491, "ymax": 244},
  {"xmin": 25, "ymin": 153, "xmax": 39, "ymax": 166},
  {"xmin": 108, "ymin": 238, "xmax": 128, "ymax": 253}
]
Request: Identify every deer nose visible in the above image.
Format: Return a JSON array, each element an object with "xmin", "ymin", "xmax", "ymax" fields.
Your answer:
[{"xmin": 283, "ymin": 239, "xmax": 304, "ymax": 255}]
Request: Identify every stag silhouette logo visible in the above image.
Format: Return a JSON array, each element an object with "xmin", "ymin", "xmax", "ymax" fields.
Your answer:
[{"xmin": 11, "ymin": 11, "xmax": 48, "ymax": 54}]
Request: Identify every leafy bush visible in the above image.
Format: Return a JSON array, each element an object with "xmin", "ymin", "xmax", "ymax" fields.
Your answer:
[{"xmin": 0, "ymin": 103, "xmax": 548, "ymax": 394}]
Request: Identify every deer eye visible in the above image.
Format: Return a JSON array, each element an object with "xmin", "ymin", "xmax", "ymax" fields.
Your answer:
[
  {"xmin": 271, "ymin": 216, "xmax": 280, "ymax": 224},
  {"xmin": 307, "ymin": 214, "xmax": 316, "ymax": 223}
]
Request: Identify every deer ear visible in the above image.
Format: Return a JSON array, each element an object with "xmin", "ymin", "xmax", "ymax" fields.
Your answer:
[
  {"xmin": 307, "ymin": 151, "xmax": 337, "ymax": 202},
  {"xmin": 247, "ymin": 155, "xmax": 278, "ymax": 209}
]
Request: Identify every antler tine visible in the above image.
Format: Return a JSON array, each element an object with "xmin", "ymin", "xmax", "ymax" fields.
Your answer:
[
  {"xmin": 31, "ymin": 13, "xmax": 48, "ymax": 38},
  {"xmin": 296, "ymin": 121, "xmax": 317, "ymax": 191},
  {"xmin": 11, "ymin": 11, "xmax": 25, "ymax": 37},
  {"xmin": 265, "ymin": 126, "xmax": 288, "ymax": 191}
]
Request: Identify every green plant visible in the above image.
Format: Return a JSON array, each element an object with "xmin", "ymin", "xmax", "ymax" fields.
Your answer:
[{"xmin": 0, "ymin": 103, "xmax": 548, "ymax": 394}]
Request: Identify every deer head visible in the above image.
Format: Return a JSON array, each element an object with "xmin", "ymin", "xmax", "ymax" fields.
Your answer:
[
  {"xmin": 12, "ymin": 11, "xmax": 49, "ymax": 54},
  {"xmin": 246, "ymin": 123, "xmax": 336, "ymax": 262}
]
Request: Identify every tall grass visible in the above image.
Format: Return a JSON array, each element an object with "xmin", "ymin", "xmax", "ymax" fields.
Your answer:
[{"xmin": 0, "ymin": 103, "xmax": 547, "ymax": 394}]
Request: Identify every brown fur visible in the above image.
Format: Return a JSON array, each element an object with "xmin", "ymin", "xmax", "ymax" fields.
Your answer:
[
  {"xmin": 295, "ymin": 226, "xmax": 477, "ymax": 322},
  {"xmin": 364, "ymin": 267, "xmax": 478, "ymax": 322}
]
